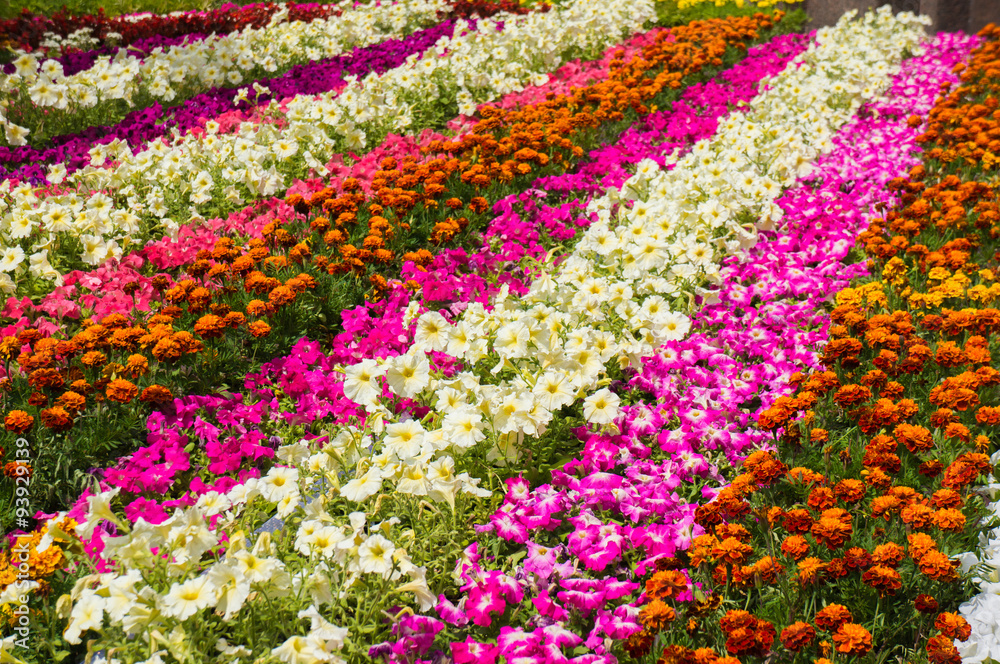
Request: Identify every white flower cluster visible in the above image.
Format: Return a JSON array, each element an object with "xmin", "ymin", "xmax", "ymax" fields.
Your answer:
[
  {"xmin": 954, "ymin": 459, "xmax": 1000, "ymax": 663},
  {"xmin": 0, "ymin": 0, "xmax": 655, "ymax": 296},
  {"xmin": 0, "ymin": 181, "xmax": 141, "ymax": 292},
  {"xmin": 0, "ymin": 0, "xmax": 446, "ymax": 146},
  {"xmin": 325, "ymin": 7, "xmax": 926, "ymax": 513},
  {"xmin": 34, "ymin": 27, "xmax": 103, "ymax": 56},
  {"xmin": 47, "ymin": 479, "xmax": 433, "ymax": 663}
]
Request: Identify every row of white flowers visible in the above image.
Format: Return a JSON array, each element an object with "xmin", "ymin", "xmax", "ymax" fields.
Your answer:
[
  {"xmin": 29, "ymin": 9, "xmax": 928, "ymax": 664},
  {"xmin": 2, "ymin": 2, "xmax": 344, "ymax": 63},
  {"xmin": 0, "ymin": 0, "xmax": 654, "ymax": 295},
  {"xmin": 0, "ymin": 0, "xmax": 444, "ymax": 146},
  {"xmin": 5, "ymin": 2, "xmax": 343, "ymax": 61}
]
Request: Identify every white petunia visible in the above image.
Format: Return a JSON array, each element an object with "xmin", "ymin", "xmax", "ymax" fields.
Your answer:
[
  {"xmin": 259, "ymin": 466, "xmax": 299, "ymax": 503},
  {"xmin": 357, "ymin": 534, "xmax": 396, "ymax": 576},
  {"xmin": 385, "ymin": 351, "xmax": 431, "ymax": 398},
  {"xmin": 343, "ymin": 358, "xmax": 384, "ymax": 406},
  {"xmin": 583, "ymin": 388, "xmax": 621, "ymax": 426},
  {"xmin": 161, "ymin": 575, "xmax": 218, "ymax": 621},
  {"xmin": 0, "ymin": 247, "xmax": 25, "ymax": 273}
]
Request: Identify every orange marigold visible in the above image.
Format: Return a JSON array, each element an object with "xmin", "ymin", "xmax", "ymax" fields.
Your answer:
[
  {"xmin": 3, "ymin": 461, "xmax": 31, "ymax": 479},
  {"xmin": 814, "ymin": 604, "xmax": 852, "ymax": 632},
  {"xmin": 139, "ymin": 385, "xmax": 174, "ymax": 404},
  {"xmin": 125, "ymin": 353, "xmax": 149, "ymax": 377},
  {"xmin": 55, "ymin": 391, "xmax": 86, "ymax": 413},
  {"xmin": 80, "ymin": 350, "xmax": 107, "ymax": 367},
  {"xmin": 797, "ymin": 557, "xmax": 825, "ymax": 584},
  {"xmin": 268, "ymin": 285, "xmax": 296, "ymax": 307},
  {"xmin": 832, "ymin": 623, "xmax": 872, "ymax": 656},
  {"xmin": 900, "ymin": 503, "xmax": 935, "ymax": 529},
  {"xmin": 39, "ymin": 406, "xmax": 73, "ymax": 432},
  {"xmin": 4, "ymin": 410, "xmax": 34, "ymax": 434},
  {"xmin": 779, "ymin": 621, "xmax": 816, "ymax": 652},
  {"xmin": 843, "ymin": 547, "xmax": 871, "ymax": 569},
  {"xmin": 811, "ymin": 515, "xmax": 852, "ymax": 550},
  {"xmin": 639, "ymin": 599, "xmax": 676, "ymax": 631},
  {"xmin": 834, "ymin": 479, "xmax": 866, "ymax": 503},
  {"xmin": 862, "ymin": 565, "xmax": 902, "ymax": 595},
  {"xmin": 870, "ymin": 543, "xmax": 904, "ymax": 567},
  {"xmin": 712, "ymin": 537, "xmax": 753, "ymax": 566},
  {"xmin": 926, "ymin": 634, "xmax": 961, "ymax": 664},
  {"xmin": 248, "ymin": 321, "xmax": 272, "ymax": 339},
  {"xmin": 782, "ymin": 509, "xmax": 814, "ymax": 533},
  {"xmin": 915, "ymin": 594, "xmax": 939, "ymax": 613},
  {"xmin": 193, "ymin": 314, "xmax": 227, "ymax": 339},
  {"xmin": 894, "ymin": 423, "xmax": 934, "ymax": 454},
  {"xmin": 781, "ymin": 535, "xmax": 809, "ymax": 561},
  {"xmin": 918, "ymin": 550, "xmax": 957, "ymax": 582},
  {"xmin": 646, "ymin": 570, "xmax": 688, "ymax": 600},
  {"xmin": 934, "ymin": 612, "xmax": 971, "ymax": 641},
  {"xmin": 932, "ymin": 508, "xmax": 966, "ymax": 532},
  {"xmin": 105, "ymin": 378, "xmax": 139, "ymax": 404},
  {"xmin": 833, "ymin": 384, "xmax": 872, "ymax": 408}
]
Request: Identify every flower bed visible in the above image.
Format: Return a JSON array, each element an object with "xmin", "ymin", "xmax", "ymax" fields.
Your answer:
[
  {"xmin": 0, "ymin": 7, "xmax": 967, "ymax": 664},
  {"xmin": 5, "ymin": 4, "xmax": 1000, "ymax": 664}
]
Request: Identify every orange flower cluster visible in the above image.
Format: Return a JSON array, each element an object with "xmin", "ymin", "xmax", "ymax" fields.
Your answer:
[{"xmin": 0, "ymin": 517, "xmax": 76, "ymax": 616}]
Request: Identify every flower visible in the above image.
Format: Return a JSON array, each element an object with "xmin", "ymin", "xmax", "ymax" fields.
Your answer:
[
  {"xmin": 780, "ymin": 621, "xmax": 816, "ymax": 651},
  {"xmin": 139, "ymin": 385, "xmax": 174, "ymax": 403},
  {"xmin": 915, "ymin": 594, "xmax": 939, "ymax": 613},
  {"xmin": 161, "ymin": 575, "xmax": 218, "ymax": 621},
  {"xmin": 861, "ymin": 565, "xmax": 901, "ymax": 595},
  {"xmin": 385, "ymin": 351, "xmax": 431, "ymax": 398},
  {"xmin": 925, "ymin": 634, "xmax": 961, "ymax": 664},
  {"xmin": 106, "ymin": 378, "xmax": 139, "ymax": 404},
  {"xmin": 832, "ymin": 623, "xmax": 872, "ymax": 656},
  {"xmin": 358, "ymin": 534, "xmax": 396, "ymax": 576},
  {"xmin": 934, "ymin": 612, "xmax": 971, "ymax": 640},
  {"xmin": 248, "ymin": 321, "xmax": 272, "ymax": 338},
  {"xmin": 583, "ymin": 388, "xmax": 621, "ymax": 425},
  {"xmin": 4, "ymin": 410, "xmax": 34, "ymax": 434},
  {"xmin": 639, "ymin": 599, "xmax": 676, "ymax": 631},
  {"xmin": 781, "ymin": 535, "xmax": 809, "ymax": 561},
  {"xmin": 814, "ymin": 604, "xmax": 852, "ymax": 632},
  {"xmin": 40, "ymin": 406, "xmax": 74, "ymax": 432}
]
